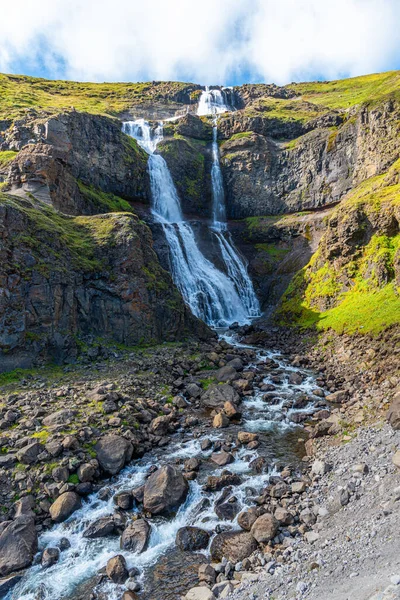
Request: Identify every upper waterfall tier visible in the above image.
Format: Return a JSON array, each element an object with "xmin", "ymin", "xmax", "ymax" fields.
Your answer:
[{"xmin": 197, "ymin": 86, "xmax": 232, "ymax": 116}]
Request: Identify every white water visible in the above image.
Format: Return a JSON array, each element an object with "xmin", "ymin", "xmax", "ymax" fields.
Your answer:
[
  {"xmin": 122, "ymin": 119, "xmax": 250, "ymax": 327},
  {"xmin": 11, "ymin": 337, "xmax": 324, "ymax": 600},
  {"xmin": 196, "ymin": 86, "xmax": 232, "ymax": 116}
]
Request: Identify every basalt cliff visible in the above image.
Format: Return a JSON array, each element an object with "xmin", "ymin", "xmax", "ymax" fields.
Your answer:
[{"xmin": 0, "ymin": 71, "xmax": 400, "ymax": 370}]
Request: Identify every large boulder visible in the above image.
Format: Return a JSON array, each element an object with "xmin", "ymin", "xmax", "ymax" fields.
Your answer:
[
  {"xmin": 49, "ymin": 492, "xmax": 82, "ymax": 523},
  {"xmin": 83, "ymin": 516, "xmax": 116, "ymax": 539},
  {"xmin": 16, "ymin": 442, "xmax": 42, "ymax": 465},
  {"xmin": 185, "ymin": 587, "xmax": 216, "ymax": 600},
  {"xmin": 201, "ymin": 384, "xmax": 240, "ymax": 410},
  {"xmin": 120, "ymin": 519, "xmax": 150, "ymax": 553},
  {"xmin": 0, "ymin": 516, "xmax": 38, "ymax": 576},
  {"xmin": 106, "ymin": 554, "xmax": 129, "ymax": 583},
  {"xmin": 43, "ymin": 410, "xmax": 77, "ymax": 426},
  {"xmin": 143, "ymin": 465, "xmax": 189, "ymax": 515},
  {"xmin": 387, "ymin": 393, "xmax": 400, "ymax": 430},
  {"xmin": 176, "ymin": 526, "xmax": 210, "ymax": 551},
  {"xmin": 250, "ymin": 513, "xmax": 279, "ymax": 543},
  {"xmin": 95, "ymin": 435, "xmax": 133, "ymax": 475},
  {"xmin": 210, "ymin": 531, "xmax": 258, "ymax": 562}
]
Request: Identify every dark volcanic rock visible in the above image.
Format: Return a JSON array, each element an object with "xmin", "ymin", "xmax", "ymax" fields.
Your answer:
[
  {"xmin": 175, "ymin": 526, "xmax": 210, "ymax": 551},
  {"xmin": 143, "ymin": 465, "xmax": 189, "ymax": 515},
  {"xmin": 0, "ymin": 516, "xmax": 38, "ymax": 576}
]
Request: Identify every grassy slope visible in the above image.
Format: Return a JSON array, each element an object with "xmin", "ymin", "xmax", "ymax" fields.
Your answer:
[
  {"xmin": 0, "ymin": 74, "xmax": 196, "ymax": 120},
  {"xmin": 277, "ymin": 159, "xmax": 400, "ymax": 334}
]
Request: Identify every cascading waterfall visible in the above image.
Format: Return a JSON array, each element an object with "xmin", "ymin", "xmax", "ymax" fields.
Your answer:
[
  {"xmin": 122, "ymin": 119, "xmax": 249, "ymax": 327},
  {"xmin": 197, "ymin": 92, "xmax": 260, "ymax": 319},
  {"xmin": 197, "ymin": 85, "xmax": 231, "ymax": 116}
]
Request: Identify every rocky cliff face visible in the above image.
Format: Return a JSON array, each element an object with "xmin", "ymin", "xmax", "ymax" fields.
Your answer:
[
  {"xmin": 219, "ymin": 99, "xmax": 400, "ymax": 218},
  {"xmin": 0, "ymin": 193, "xmax": 208, "ymax": 371},
  {"xmin": 0, "ymin": 111, "xmax": 149, "ymax": 215}
]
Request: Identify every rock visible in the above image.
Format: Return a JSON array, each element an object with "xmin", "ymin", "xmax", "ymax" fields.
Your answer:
[
  {"xmin": 237, "ymin": 431, "xmax": 258, "ymax": 444},
  {"xmin": 143, "ymin": 465, "xmax": 189, "ymax": 515},
  {"xmin": 0, "ymin": 574, "xmax": 23, "ymax": 596},
  {"xmin": 215, "ymin": 494, "xmax": 240, "ymax": 521},
  {"xmin": 0, "ymin": 454, "xmax": 16, "ymax": 468},
  {"xmin": 149, "ymin": 415, "xmax": 171, "ymax": 436},
  {"xmin": 16, "ymin": 442, "xmax": 42, "ymax": 464},
  {"xmin": 288, "ymin": 372, "xmax": 304, "ymax": 385},
  {"xmin": 14, "ymin": 495, "xmax": 35, "ymax": 519},
  {"xmin": 95, "ymin": 435, "xmax": 133, "ymax": 475},
  {"xmin": 77, "ymin": 463, "xmax": 96, "ymax": 482},
  {"xmin": 176, "ymin": 526, "xmax": 210, "ymax": 551},
  {"xmin": 122, "ymin": 593, "xmax": 139, "ymax": 600},
  {"xmin": 52, "ymin": 466, "xmax": 70, "ymax": 483},
  {"xmin": 106, "ymin": 554, "xmax": 129, "ymax": 583},
  {"xmin": 291, "ymin": 481, "xmax": 306, "ymax": 493},
  {"xmin": 201, "ymin": 384, "xmax": 240, "ymax": 409},
  {"xmin": 305, "ymin": 531, "xmax": 320, "ymax": 543},
  {"xmin": 212, "ymin": 581, "xmax": 235, "ymax": 598},
  {"xmin": 223, "ymin": 401, "xmax": 241, "ymax": 419},
  {"xmin": 114, "ymin": 490, "xmax": 134, "ymax": 510},
  {"xmin": 204, "ymin": 472, "xmax": 242, "ymax": 492},
  {"xmin": 83, "ymin": 516, "xmax": 116, "ymax": 538},
  {"xmin": 387, "ymin": 393, "xmax": 400, "ymax": 429},
  {"xmin": 199, "ymin": 563, "xmax": 216, "ymax": 585},
  {"xmin": 226, "ymin": 358, "xmax": 243, "ymax": 371},
  {"xmin": 184, "ymin": 458, "xmax": 200, "ymax": 472},
  {"xmin": 49, "ymin": 492, "xmax": 82, "ymax": 523},
  {"xmin": 213, "ymin": 413, "xmax": 230, "ymax": 428},
  {"xmin": 311, "ymin": 459, "xmax": 331, "ymax": 476},
  {"xmin": 0, "ymin": 516, "xmax": 38, "ymax": 576},
  {"xmin": 120, "ymin": 519, "xmax": 150, "ymax": 553},
  {"xmin": 251, "ymin": 513, "xmax": 279, "ymax": 543},
  {"xmin": 185, "ymin": 587, "xmax": 216, "ymax": 600},
  {"xmin": 238, "ymin": 508, "xmax": 258, "ymax": 531},
  {"xmin": 392, "ymin": 451, "xmax": 400, "ymax": 469},
  {"xmin": 211, "ymin": 452, "xmax": 234, "ymax": 466},
  {"xmin": 201, "ymin": 439, "xmax": 212, "ymax": 451},
  {"xmin": 216, "ymin": 366, "xmax": 238, "ymax": 383},
  {"xmin": 210, "ymin": 531, "xmax": 258, "ymax": 562},
  {"xmin": 41, "ymin": 547, "xmax": 60, "ymax": 568},
  {"xmin": 274, "ymin": 507, "xmax": 293, "ymax": 525},
  {"xmin": 325, "ymin": 390, "xmax": 348, "ymax": 403},
  {"xmin": 186, "ymin": 383, "xmax": 202, "ymax": 399},
  {"xmin": 43, "ymin": 410, "xmax": 77, "ymax": 426}
]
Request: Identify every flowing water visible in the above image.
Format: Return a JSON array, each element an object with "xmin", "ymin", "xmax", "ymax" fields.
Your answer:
[
  {"xmin": 122, "ymin": 119, "xmax": 251, "ymax": 327},
  {"xmin": 196, "ymin": 86, "xmax": 232, "ymax": 116},
  {"xmin": 10, "ymin": 337, "xmax": 325, "ymax": 600}
]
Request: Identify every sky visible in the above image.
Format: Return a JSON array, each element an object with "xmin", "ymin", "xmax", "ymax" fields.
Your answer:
[{"xmin": 1, "ymin": 0, "xmax": 400, "ymax": 86}]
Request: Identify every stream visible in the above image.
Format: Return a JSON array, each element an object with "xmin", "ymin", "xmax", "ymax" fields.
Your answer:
[{"xmin": 9, "ymin": 333, "xmax": 326, "ymax": 600}]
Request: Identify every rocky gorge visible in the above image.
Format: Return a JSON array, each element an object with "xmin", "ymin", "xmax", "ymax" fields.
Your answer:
[{"xmin": 0, "ymin": 71, "xmax": 399, "ymax": 600}]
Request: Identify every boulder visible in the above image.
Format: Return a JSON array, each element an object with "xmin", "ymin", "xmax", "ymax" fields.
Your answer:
[
  {"xmin": 213, "ymin": 413, "xmax": 230, "ymax": 428},
  {"xmin": 387, "ymin": 393, "xmax": 400, "ymax": 430},
  {"xmin": 204, "ymin": 473, "xmax": 242, "ymax": 492},
  {"xmin": 149, "ymin": 415, "xmax": 171, "ymax": 436},
  {"xmin": 83, "ymin": 516, "xmax": 116, "ymax": 538},
  {"xmin": 185, "ymin": 587, "xmax": 216, "ymax": 600},
  {"xmin": 215, "ymin": 494, "xmax": 240, "ymax": 521},
  {"xmin": 215, "ymin": 366, "xmax": 238, "ymax": 383},
  {"xmin": 0, "ymin": 516, "xmax": 38, "ymax": 576},
  {"xmin": 237, "ymin": 508, "xmax": 258, "ymax": 531},
  {"xmin": 77, "ymin": 463, "xmax": 96, "ymax": 482},
  {"xmin": 211, "ymin": 452, "xmax": 234, "ymax": 466},
  {"xmin": 49, "ymin": 492, "xmax": 81, "ymax": 523},
  {"xmin": 120, "ymin": 519, "xmax": 150, "ymax": 553},
  {"xmin": 251, "ymin": 513, "xmax": 279, "ymax": 543},
  {"xmin": 95, "ymin": 435, "xmax": 133, "ymax": 475},
  {"xmin": 210, "ymin": 531, "xmax": 258, "ymax": 562},
  {"xmin": 43, "ymin": 410, "xmax": 77, "ymax": 426},
  {"xmin": 201, "ymin": 384, "xmax": 240, "ymax": 409},
  {"xmin": 41, "ymin": 547, "xmax": 60, "ymax": 568},
  {"xmin": 176, "ymin": 526, "xmax": 210, "ymax": 551},
  {"xmin": 237, "ymin": 431, "xmax": 258, "ymax": 444},
  {"xmin": 106, "ymin": 554, "xmax": 129, "ymax": 583},
  {"xmin": 392, "ymin": 450, "xmax": 400, "ymax": 469},
  {"xmin": 16, "ymin": 442, "xmax": 42, "ymax": 465},
  {"xmin": 223, "ymin": 400, "xmax": 241, "ymax": 419},
  {"xmin": 143, "ymin": 465, "xmax": 189, "ymax": 515}
]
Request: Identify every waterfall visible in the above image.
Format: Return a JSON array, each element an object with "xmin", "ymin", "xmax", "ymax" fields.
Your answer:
[
  {"xmin": 196, "ymin": 92, "xmax": 260, "ymax": 319},
  {"xmin": 123, "ymin": 120, "xmax": 249, "ymax": 327},
  {"xmin": 197, "ymin": 86, "xmax": 231, "ymax": 116}
]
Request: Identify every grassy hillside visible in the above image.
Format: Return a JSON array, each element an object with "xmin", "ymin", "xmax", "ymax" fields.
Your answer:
[
  {"xmin": 277, "ymin": 158, "xmax": 400, "ymax": 334},
  {"xmin": 0, "ymin": 74, "xmax": 198, "ymax": 120}
]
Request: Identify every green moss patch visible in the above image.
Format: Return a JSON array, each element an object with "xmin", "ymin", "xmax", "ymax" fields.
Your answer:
[{"xmin": 0, "ymin": 150, "xmax": 18, "ymax": 167}]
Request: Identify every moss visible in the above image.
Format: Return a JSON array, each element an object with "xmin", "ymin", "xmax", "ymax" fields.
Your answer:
[
  {"xmin": 67, "ymin": 474, "xmax": 80, "ymax": 484},
  {"xmin": 76, "ymin": 181, "xmax": 134, "ymax": 213},
  {"xmin": 199, "ymin": 376, "xmax": 216, "ymax": 390},
  {"xmin": 0, "ymin": 150, "xmax": 18, "ymax": 166},
  {"xmin": 0, "ymin": 364, "xmax": 63, "ymax": 386},
  {"xmin": 255, "ymin": 243, "xmax": 289, "ymax": 261},
  {"xmin": 229, "ymin": 131, "xmax": 254, "ymax": 141},
  {"xmin": 32, "ymin": 429, "xmax": 50, "ymax": 442},
  {"xmin": 326, "ymin": 129, "xmax": 338, "ymax": 152}
]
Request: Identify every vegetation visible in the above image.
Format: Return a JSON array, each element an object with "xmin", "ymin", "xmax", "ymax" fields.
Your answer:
[
  {"xmin": 277, "ymin": 159, "xmax": 400, "ymax": 334},
  {"xmin": 0, "ymin": 150, "xmax": 18, "ymax": 167},
  {"xmin": 0, "ymin": 74, "xmax": 197, "ymax": 120},
  {"xmin": 76, "ymin": 180, "xmax": 134, "ymax": 213}
]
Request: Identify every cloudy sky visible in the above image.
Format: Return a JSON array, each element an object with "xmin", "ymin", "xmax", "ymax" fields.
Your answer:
[{"xmin": 1, "ymin": 0, "xmax": 399, "ymax": 85}]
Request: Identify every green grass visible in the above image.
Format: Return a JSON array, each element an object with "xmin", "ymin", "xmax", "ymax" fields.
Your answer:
[
  {"xmin": 255, "ymin": 243, "xmax": 289, "ymax": 261},
  {"xmin": 0, "ymin": 364, "xmax": 64, "ymax": 386},
  {"xmin": 67, "ymin": 474, "xmax": 80, "ymax": 484},
  {"xmin": 76, "ymin": 181, "xmax": 134, "ymax": 213},
  {"xmin": 277, "ymin": 160, "xmax": 400, "ymax": 335},
  {"xmin": 0, "ymin": 74, "xmax": 197, "ymax": 120},
  {"xmin": 0, "ymin": 150, "xmax": 18, "ymax": 166}
]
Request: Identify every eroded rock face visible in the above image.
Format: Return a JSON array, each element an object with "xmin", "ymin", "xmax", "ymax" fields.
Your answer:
[
  {"xmin": 210, "ymin": 530, "xmax": 258, "ymax": 562},
  {"xmin": 0, "ymin": 195, "xmax": 209, "ymax": 370},
  {"xmin": 95, "ymin": 435, "xmax": 133, "ymax": 476},
  {"xmin": 143, "ymin": 465, "xmax": 189, "ymax": 515},
  {"xmin": 0, "ymin": 516, "xmax": 38, "ymax": 576}
]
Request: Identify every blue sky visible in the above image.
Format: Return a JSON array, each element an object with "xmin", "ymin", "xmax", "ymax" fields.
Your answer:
[{"xmin": 1, "ymin": 0, "xmax": 400, "ymax": 86}]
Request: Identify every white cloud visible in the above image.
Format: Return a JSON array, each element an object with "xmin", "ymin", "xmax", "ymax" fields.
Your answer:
[{"xmin": 0, "ymin": 0, "xmax": 399, "ymax": 84}]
